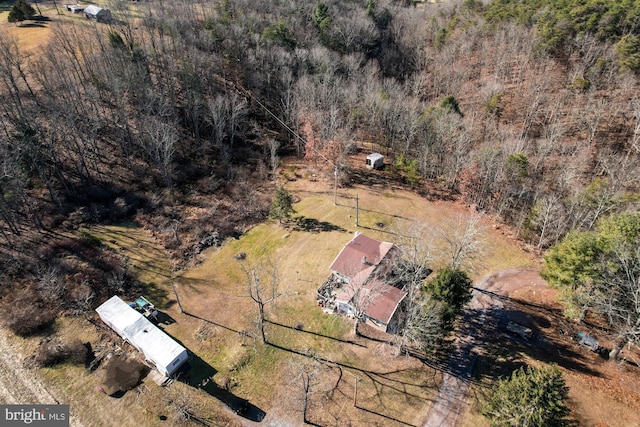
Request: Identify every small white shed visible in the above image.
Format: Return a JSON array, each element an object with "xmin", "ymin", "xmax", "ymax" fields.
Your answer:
[
  {"xmin": 96, "ymin": 296, "xmax": 188, "ymax": 376},
  {"xmin": 366, "ymin": 153, "xmax": 384, "ymax": 170},
  {"xmin": 65, "ymin": 4, "xmax": 85, "ymax": 13}
]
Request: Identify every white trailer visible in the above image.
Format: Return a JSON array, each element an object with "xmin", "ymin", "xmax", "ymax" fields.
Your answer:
[{"xmin": 96, "ymin": 296, "xmax": 188, "ymax": 376}]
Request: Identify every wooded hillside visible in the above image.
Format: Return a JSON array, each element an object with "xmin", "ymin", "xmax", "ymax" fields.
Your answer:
[{"xmin": 0, "ymin": 0, "xmax": 638, "ymax": 322}]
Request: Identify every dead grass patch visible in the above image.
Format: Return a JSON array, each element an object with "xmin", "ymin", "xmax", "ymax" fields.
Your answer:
[{"xmin": 0, "ymin": 6, "xmax": 60, "ymax": 53}]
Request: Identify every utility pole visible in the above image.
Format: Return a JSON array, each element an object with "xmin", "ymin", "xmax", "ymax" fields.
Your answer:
[
  {"xmin": 355, "ymin": 194, "xmax": 359, "ymax": 227},
  {"xmin": 172, "ymin": 283, "xmax": 184, "ymax": 313},
  {"xmin": 334, "ymin": 166, "xmax": 338, "ymax": 205},
  {"xmin": 350, "ymin": 372, "xmax": 359, "ymax": 408}
]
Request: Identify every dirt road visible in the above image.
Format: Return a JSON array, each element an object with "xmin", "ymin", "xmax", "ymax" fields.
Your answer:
[
  {"xmin": 423, "ymin": 270, "xmax": 542, "ymax": 427},
  {"xmin": 0, "ymin": 329, "xmax": 84, "ymax": 427}
]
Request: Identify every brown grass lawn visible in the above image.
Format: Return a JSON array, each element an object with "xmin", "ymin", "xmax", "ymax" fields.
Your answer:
[
  {"xmin": 33, "ymin": 164, "xmax": 540, "ymax": 426},
  {"xmin": 12, "ymin": 158, "xmax": 639, "ymax": 426},
  {"xmin": 159, "ymin": 164, "xmax": 538, "ymax": 426},
  {"xmin": 0, "ymin": 20, "xmax": 51, "ymax": 53},
  {"xmin": 0, "ymin": 4, "xmax": 61, "ymax": 53}
]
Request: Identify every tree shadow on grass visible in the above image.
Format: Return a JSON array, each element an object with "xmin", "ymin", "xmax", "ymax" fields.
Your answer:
[
  {"xmin": 182, "ymin": 311, "xmax": 250, "ymax": 336},
  {"xmin": 16, "ymin": 22, "xmax": 47, "ymax": 28},
  {"xmin": 291, "ymin": 216, "xmax": 346, "ymax": 233},
  {"xmin": 180, "ymin": 353, "xmax": 266, "ymax": 422},
  {"xmin": 266, "ymin": 340, "xmax": 432, "ymax": 426},
  {"xmin": 467, "ymin": 296, "xmax": 604, "ymax": 384},
  {"xmin": 265, "ymin": 319, "xmax": 367, "ymax": 347}
]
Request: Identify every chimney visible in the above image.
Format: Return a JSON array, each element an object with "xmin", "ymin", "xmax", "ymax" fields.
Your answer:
[{"xmin": 362, "ymin": 256, "xmax": 368, "ymax": 265}]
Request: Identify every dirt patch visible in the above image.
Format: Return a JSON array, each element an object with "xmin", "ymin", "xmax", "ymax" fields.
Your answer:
[
  {"xmin": 466, "ymin": 269, "xmax": 640, "ymax": 427},
  {"xmin": 99, "ymin": 355, "xmax": 149, "ymax": 397}
]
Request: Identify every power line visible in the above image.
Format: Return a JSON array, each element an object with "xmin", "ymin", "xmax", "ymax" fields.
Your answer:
[{"xmin": 226, "ymin": 78, "xmax": 337, "ymax": 169}]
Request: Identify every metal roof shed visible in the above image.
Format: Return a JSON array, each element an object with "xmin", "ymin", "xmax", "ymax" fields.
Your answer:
[
  {"xmin": 366, "ymin": 153, "xmax": 384, "ymax": 170},
  {"xmin": 96, "ymin": 296, "xmax": 188, "ymax": 376}
]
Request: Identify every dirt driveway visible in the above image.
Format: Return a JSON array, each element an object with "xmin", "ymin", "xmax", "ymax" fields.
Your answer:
[{"xmin": 423, "ymin": 269, "xmax": 554, "ymax": 427}]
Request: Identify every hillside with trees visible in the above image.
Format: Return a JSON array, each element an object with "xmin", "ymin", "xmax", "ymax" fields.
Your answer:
[
  {"xmin": 1, "ymin": 0, "xmax": 637, "ymax": 249},
  {"xmin": 0, "ymin": 0, "xmax": 639, "ymax": 423}
]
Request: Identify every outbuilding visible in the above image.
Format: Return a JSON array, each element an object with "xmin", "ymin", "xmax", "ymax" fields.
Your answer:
[
  {"xmin": 366, "ymin": 153, "xmax": 384, "ymax": 170},
  {"xmin": 65, "ymin": 4, "xmax": 85, "ymax": 13},
  {"xmin": 84, "ymin": 5, "xmax": 111, "ymax": 22},
  {"xmin": 96, "ymin": 296, "xmax": 188, "ymax": 376}
]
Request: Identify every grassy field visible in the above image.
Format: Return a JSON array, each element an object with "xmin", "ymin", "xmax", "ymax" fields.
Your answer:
[
  {"xmin": 84, "ymin": 166, "xmax": 535, "ymax": 425},
  {"xmin": 30, "ymin": 167, "xmax": 538, "ymax": 426}
]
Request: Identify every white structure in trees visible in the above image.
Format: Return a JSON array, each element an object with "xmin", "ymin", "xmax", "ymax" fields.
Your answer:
[{"xmin": 366, "ymin": 153, "xmax": 385, "ymax": 170}]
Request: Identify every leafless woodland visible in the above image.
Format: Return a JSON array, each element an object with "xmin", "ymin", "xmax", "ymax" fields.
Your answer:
[{"xmin": 0, "ymin": 0, "xmax": 638, "ymax": 326}]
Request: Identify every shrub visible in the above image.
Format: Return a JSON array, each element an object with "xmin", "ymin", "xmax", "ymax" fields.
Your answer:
[
  {"xmin": 568, "ymin": 77, "xmax": 590, "ymax": 91},
  {"xmin": 486, "ymin": 93, "xmax": 503, "ymax": 119},
  {"xmin": 439, "ymin": 95, "xmax": 463, "ymax": 116},
  {"xmin": 1, "ymin": 289, "xmax": 56, "ymax": 336},
  {"xmin": 6, "ymin": 307, "xmax": 55, "ymax": 336},
  {"xmin": 80, "ymin": 230, "xmax": 102, "ymax": 247},
  {"xmin": 33, "ymin": 339, "xmax": 88, "ymax": 367}
]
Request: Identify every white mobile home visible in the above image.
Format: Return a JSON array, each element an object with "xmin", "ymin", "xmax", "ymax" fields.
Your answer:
[
  {"xmin": 84, "ymin": 5, "xmax": 112, "ymax": 22},
  {"xmin": 96, "ymin": 296, "xmax": 188, "ymax": 376}
]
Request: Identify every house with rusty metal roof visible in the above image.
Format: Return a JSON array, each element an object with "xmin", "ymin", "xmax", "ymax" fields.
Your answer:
[{"xmin": 322, "ymin": 232, "xmax": 407, "ymax": 332}]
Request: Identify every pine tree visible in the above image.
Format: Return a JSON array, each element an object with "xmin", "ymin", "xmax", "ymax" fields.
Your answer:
[
  {"xmin": 269, "ymin": 185, "xmax": 295, "ymax": 224},
  {"xmin": 7, "ymin": 0, "xmax": 36, "ymax": 25},
  {"xmin": 425, "ymin": 267, "xmax": 472, "ymax": 326},
  {"xmin": 481, "ymin": 365, "xmax": 570, "ymax": 427}
]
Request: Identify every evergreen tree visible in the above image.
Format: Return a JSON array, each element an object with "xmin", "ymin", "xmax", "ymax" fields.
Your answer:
[
  {"xmin": 8, "ymin": 0, "xmax": 36, "ymax": 25},
  {"xmin": 481, "ymin": 365, "xmax": 570, "ymax": 427},
  {"xmin": 426, "ymin": 267, "xmax": 472, "ymax": 326},
  {"xmin": 269, "ymin": 185, "xmax": 295, "ymax": 224},
  {"xmin": 542, "ymin": 212, "xmax": 640, "ymax": 359}
]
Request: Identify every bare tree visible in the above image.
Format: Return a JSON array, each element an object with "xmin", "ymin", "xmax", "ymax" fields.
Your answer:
[
  {"xmin": 576, "ymin": 95, "xmax": 609, "ymax": 146},
  {"xmin": 241, "ymin": 261, "xmax": 279, "ymax": 343},
  {"xmin": 394, "ymin": 292, "xmax": 444, "ymax": 354},
  {"xmin": 437, "ymin": 213, "xmax": 486, "ymax": 271},
  {"xmin": 345, "ymin": 279, "xmax": 388, "ymax": 337},
  {"xmin": 36, "ymin": 265, "xmax": 65, "ymax": 301},
  {"xmin": 627, "ymin": 97, "xmax": 640, "ymax": 159},
  {"xmin": 288, "ymin": 355, "xmax": 329, "ymax": 424},
  {"xmin": 597, "ymin": 241, "xmax": 640, "ymax": 361},
  {"xmin": 144, "ymin": 117, "xmax": 177, "ymax": 191},
  {"xmin": 389, "ymin": 221, "xmax": 434, "ymax": 289},
  {"xmin": 165, "ymin": 383, "xmax": 203, "ymax": 424},
  {"xmin": 268, "ymin": 138, "xmax": 280, "ymax": 181},
  {"xmin": 529, "ymin": 194, "xmax": 564, "ymax": 250}
]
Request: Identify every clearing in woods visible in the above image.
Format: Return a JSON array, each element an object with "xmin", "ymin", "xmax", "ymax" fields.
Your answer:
[
  {"xmin": 0, "ymin": 152, "xmax": 638, "ymax": 427},
  {"xmin": 97, "ymin": 158, "xmax": 539, "ymax": 426}
]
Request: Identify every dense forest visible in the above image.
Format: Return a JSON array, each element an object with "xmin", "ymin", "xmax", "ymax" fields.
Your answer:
[{"xmin": 0, "ymin": 0, "xmax": 639, "ymax": 332}]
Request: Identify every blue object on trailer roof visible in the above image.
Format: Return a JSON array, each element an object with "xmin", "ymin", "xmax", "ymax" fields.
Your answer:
[{"xmin": 135, "ymin": 297, "xmax": 149, "ymax": 307}]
